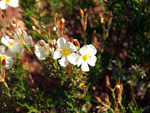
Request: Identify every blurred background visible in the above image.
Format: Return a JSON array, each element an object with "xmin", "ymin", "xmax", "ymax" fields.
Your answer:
[{"xmin": 0, "ymin": 0, "xmax": 150, "ymax": 112}]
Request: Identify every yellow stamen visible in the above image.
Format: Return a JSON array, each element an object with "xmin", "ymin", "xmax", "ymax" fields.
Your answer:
[
  {"xmin": 9, "ymin": 42, "xmax": 14, "ymax": 47},
  {"xmin": 62, "ymin": 49, "xmax": 70, "ymax": 56},
  {"xmin": 20, "ymin": 39, "xmax": 25, "ymax": 44},
  {"xmin": 44, "ymin": 48, "xmax": 49, "ymax": 52},
  {"xmin": 82, "ymin": 54, "xmax": 90, "ymax": 61},
  {"xmin": 5, "ymin": 0, "xmax": 10, "ymax": 3},
  {"xmin": 1, "ymin": 55, "xmax": 7, "ymax": 62}
]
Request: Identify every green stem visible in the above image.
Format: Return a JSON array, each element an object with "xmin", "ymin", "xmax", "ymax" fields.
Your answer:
[
  {"xmin": 101, "ymin": 101, "xmax": 115, "ymax": 113},
  {"xmin": 3, "ymin": 80, "xmax": 11, "ymax": 97}
]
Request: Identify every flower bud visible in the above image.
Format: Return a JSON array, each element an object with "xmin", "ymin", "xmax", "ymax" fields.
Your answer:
[
  {"xmin": 74, "ymin": 39, "xmax": 80, "ymax": 48},
  {"xmin": 105, "ymin": 75, "xmax": 109, "ymax": 82},
  {"xmin": 120, "ymin": 83, "xmax": 123, "ymax": 91},
  {"xmin": 35, "ymin": 29, "xmax": 41, "ymax": 34},
  {"xmin": 32, "ymin": 26, "xmax": 36, "ymax": 30},
  {"xmin": 108, "ymin": 12, "xmax": 113, "ymax": 19},
  {"xmin": 70, "ymin": 37, "xmax": 74, "ymax": 43},
  {"xmin": 2, "ymin": 59, "xmax": 6, "ymax": 67},
  {"xmin": 10, "ymin": 24, "xmax": 16, "ymax": 32},
  {"xmin": 49, "ymin": 43, "xmax": 53, "ymax": 48},
  {"xmin": 53, "ymin": 27, "xmax": 58, "ymax": 33},
  {"xmin": 55, "ymin": 44, "xmax": 59, "ymax": 49},
  {"xmin": 116, "ymin": 79, "xmax": 120, "ymax": 85},
  {"xmin": 80, "ymin": 8, "xmax": 84, "ymax": 18},
  {"xmin": 16, "ymin": 59, "xmax": 22, "ymax": 64},
  {"xmin": 60, "ymin": 18, "xmax": 65, "ymax": 27},
  {"xmin": 67, "ymin": 65, "xmax": 71, "ymax": 70},
  {"xmin": 105, "ymin": 75, "xmax": 110, "ymax": 87},
  {"xmin": 84, "ymin": 9, "xmax": 88, "ymax": 17},
  {"xmin": 95, "ymin": 96, "xmax": 101, "ymax": 102},
  {"xmin": 101, "ymin": 18, "xmax": 105, "ymax": 25},
  {"xmin": 2, "ymin": 14, "xmax": 6, "ymax": 20},
  {"xmin": 31, "ymin": 17, "xmax": 37, "ymax": 25},
  {"xmin": 107, "ymin": 101, "xmax": 111, "ymax": 106},
  {"xmin": 117, "ymin": 87, "xmax": 121, "ymax": 94},
  {"xmin": 99, "ymin": 12, "xmax": 103, "ymax": 19},
  {"xmin": 47, "ymin": 27, "xmax": 50, "ymax": 33},
  {"xmin": 11, "ymin": 20, "xmax": 17, "ymax": 26},
  {"xmin": 92, "ymin": 30, "xmax": 96, "ymax": 37},
  {"xmin": 39, "ymin": 41, "xmax": 45, "ymax": 47},
  {"xmin": 60, "ymin": 27, "xmax": 63, "ymax": 33},
  {"xmin": 56, "ymin": 16, "xmax": 59, "ymax": 25},
  {"xmin": 114, "ymin": 102, "xmax": 118, "ymax": 108},
  {"xmin": 92, "ymin": 30, "xmax": 97, "ymax": 46},
  {"xmin": 6, "ymin": 31, "xmax": 12, "ymax": 36},
  {"xmin": 60, "ymin": 21, "xmax": 64, "ymax": 28},
  {"xmin": 24, "ymin": 58, "xmax": 28, "ymax": 63},
  {"xmin": 105, "ymin": 94, "xmax": 109, "ymax": 101}
]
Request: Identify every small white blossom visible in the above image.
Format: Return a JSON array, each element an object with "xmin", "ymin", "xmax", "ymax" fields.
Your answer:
[
  {"xmin": 76, "ymin": 44, "xmax": 97, "ymax": 72},
  {"xmin": 53, "ymin": 37, "xmax": 78, "ymax": 67},
  {"xmin": 34, "ymin": 40, "xmax": 52, "ymax": 60},
  {"xmin": 1, "ymin": 35, "xmax": 20, "ymax": 53},
  {"xmin": 0, "ymin": 45, "xmax": 14, "ymax": 69},
  {"xmin": 13, "ymin": 29, "xmax": 32, "ymax": 53},
  {"xmin": 0, "ymin": 0, "xmax": 19, "ymax": 10}
]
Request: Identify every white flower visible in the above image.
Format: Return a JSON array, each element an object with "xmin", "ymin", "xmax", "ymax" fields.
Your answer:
[
  {"xmin": 53, "ymin": 37, "xmax": 78, "ymax": 67},
  {"xmin": 13, "ymin": 29, "xmax": 32, "ymax": 53},
  {"xmin": 0, "ymin": 45, "xmax": 14, "ymax": 69},
  {"xmin": 35, "ymin": 40, "xmax": 52, "ymax": 60},
  {"xmin": 0, "ymin": 0, "xmax": 19, "ymax": 10},
  {"xmin": 76, "ymin": 44, "xmax": 97, "ymax": 72},
  {"xmin": 1, "ymin": 35, "xmax": 20, "ymax": 53}
]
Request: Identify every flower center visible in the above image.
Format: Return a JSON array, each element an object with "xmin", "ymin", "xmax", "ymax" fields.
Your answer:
[
  {"xmin": 9, "ymin": 42, "xmax": 14, "ymax": 47},
  {"xmin": 44, "ymin": 48, "xmax": 49, "ymax": 52},
  {"xmin": 20, "ymin": 39, "xmax": 25, "ymax": 44},
  {"xmin": 62, "ymin": 49, "xmax": 70, "ymax": 56},
  {"xmin": 1, "ymin": 55, "xmax": 7, "ymax": 62},
  {"xmin": 82, "ymin": 54, "xmax": 90, "ymax": 61},
  {"xmin": 5, "ymin": 0, "xmax": 10, "ymax": 3}
]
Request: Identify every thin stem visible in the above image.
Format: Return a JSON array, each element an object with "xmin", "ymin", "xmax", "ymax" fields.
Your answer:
[
  {"xmin": 3, "ymin": 80, "xmax": 11, "ymax": 97},
  {"xmin": 28, "ymin": 73, "xmax": 34, "ymax": 84},
  {"xmin": 101, "ymin": 101, "xmax": 115, "ymax": 113},
  {"xmin": 119, "ymin": 103, "xmax": 125, "ymax": 113}
]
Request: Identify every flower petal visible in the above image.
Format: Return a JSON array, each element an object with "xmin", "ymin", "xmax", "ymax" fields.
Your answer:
[
  {"xmin": 8, "ymin": 0, "xmax": 19, "ymax": 8},
  {"xmin": 6, "ymin": 49, "xmax": 15, "ymax": 57},
  {"xmin": 81, "ymin": 61, "xmax": 89, "ymax": 72},
  {"xmin": 79, "ymin": 45, "xmax": 89, "ymax": 55},
  {"xmin": 0, "ymin": 1, "xmax": 8, "ymax": 10},
  {"xmin": 53, "ymin": 49, "xmax": 62, "ymax": 59},
  {"xmin": 67, "ymin": 42, "xmax": 77, "ymax": 52},
  {"xmin": 1, "ymin": 36, "xmax": 10, "ymax": 47},
  {"xmin": 76, "ymin": 56, "xmax": 82, "ymax": 67},
  {"xmin": 79, "ymin": 44, "xmax": 97, "ymax": 56},
  {"xmin": 35, "ymin": 49, "xmax": 46, "ymax": 60},
  {"xmin": 58, "ymin": 56, "xmax": 68, "ymax": 67},
  {"xmin": 16, "ymin": 45, "xmax": 24, "ymax": 53},
  {"xmin": 87, "ymin": 56, "xmax": 97, "ymax": 66},
  {"xmin": 0, "ymin": 46, "xmax": 6, "ymax": 55},
  {"xmin": 43, "ymin": 48, "xmax": 50, "ymax": 57},
  {"xmin": 88, "ymin": 44, "xmax": 97, "ymax": 56},
  {"xmin": 57, "ymin": 37, "xmax": 67, "ymax": 49},
  {"xmin": 23, "ymin": 30, "xmax": 27, "ymax": 37},
  {"xmin": 25, "ymin": 36, "xmax": 32, "ymax": 45},
  {"xmin": 67, "ymin": 53, "xmax": 80, "ymax": 65},
  {"xmin": 5, "ymin": 58, "xmax": 13, "ymax": 69}
]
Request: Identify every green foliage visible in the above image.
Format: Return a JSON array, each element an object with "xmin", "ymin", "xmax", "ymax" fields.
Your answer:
[
  {"xmin": 128, "ymin": 98, "xmax": 142, "ymax": 113},
  {"xmin": 0, "ymin": 0, "xmax": 150, "ymax": 112}
]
